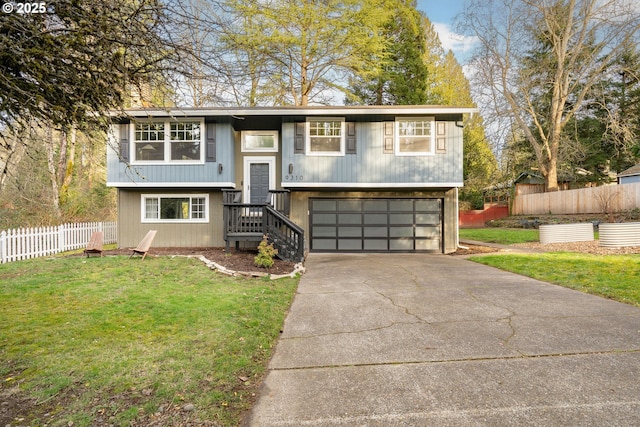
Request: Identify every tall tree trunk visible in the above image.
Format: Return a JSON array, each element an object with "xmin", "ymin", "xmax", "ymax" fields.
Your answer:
[
  {"xmin": 0, "ymin": 129, "xmax": 26, "ymax": 193},
  {"xmin": 59, "ymin": 127, "xmax": 76, "ymax": 205},
  {"xmin": 45, "ymin": 127, "xmax": 62, "ymax": 220}
]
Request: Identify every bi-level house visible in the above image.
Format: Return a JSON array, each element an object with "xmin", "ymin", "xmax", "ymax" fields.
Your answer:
[{"xmin": 107, "ymin": 106, "xmax": 475, "ymax": 261}]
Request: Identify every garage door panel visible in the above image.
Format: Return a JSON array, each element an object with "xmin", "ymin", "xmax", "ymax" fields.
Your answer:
[
  {"xmin": 338, "ymin": 239, "xmax": 362, "ymax": 251},
  {"xmin": 314, "ymin": 213, "xmax": 337, "ymax": 224},
  {"xmin": 339, "ymin": 227, "xmax": 362, "ymax": 237},
  {"xmin": 389, "ymin": 213, "xmax": 413, "ymax": 224},
  {"xmin": 338, "ymin": 214, "xmax": 362, "ymax": 225},
  {"xmin": 312, "ymin": 226, "xmax": 336, "ymax": 237},
  {"xmin": 364, "ymin": 240, "xmax": 388, "ymax": 250},
  {"xmin": 363, "ymin": 200, "xmax": 387, "ymax": 211},
  {"xmin": 390, "ymin": 238, "xmax": 413, "ymax": 251},
  {"xmin": 364, "ymin": 227, "xmax": 387, "ymax": 237},
  {"xmin": 390, "ymin": 227, "xmax": 413, "ymax": 238},
  {"xmin": 310, "ymin": 198, "xmax": 442, "ymax": 253},
  {"xmin": 416, "ymin": 226, "xmax": 439, "ymax": 238},
  {"xmin": 313, "ymin": 200, "xmax": 336, "ymax": 211},
  {"xmin": 338, "ymin": 200, "xmax": 361, "ymax": 211},
  {"xmin": 415, "ymin": 200, "xmax": 440, "ymax": 211},
  {"xmin": 389, "ymin": 200, "xmax": 413, "ymax": 211},
  {"xmin": 364, "ymin": 214, "xmax": 387, "ymax": 224},
  {"xmin": 416, "ymin": 213, "xmax": 440, "ymax": 224},
  {"xmin": 416, "ymin": 239, "xmax": 440, "ymax": 251},
  {"xmin": 313, "ymin": 239, "xmax": 337, "ymax": 250}
]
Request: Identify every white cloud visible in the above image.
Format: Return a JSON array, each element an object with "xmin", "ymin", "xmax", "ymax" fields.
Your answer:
[{"xmin": 432, "ymin": 22, "xmax": 478, "ymax": 61}]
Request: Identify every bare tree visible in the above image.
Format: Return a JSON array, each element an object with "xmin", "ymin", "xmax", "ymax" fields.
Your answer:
[{"xmin": 460, "ymin": 0, "xmax": 640, "ymax": 191}]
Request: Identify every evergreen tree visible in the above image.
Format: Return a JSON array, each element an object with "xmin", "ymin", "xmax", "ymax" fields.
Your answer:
[{"xmin": 346, "ymin": 0, "xmax": 429, "ymax": 105}]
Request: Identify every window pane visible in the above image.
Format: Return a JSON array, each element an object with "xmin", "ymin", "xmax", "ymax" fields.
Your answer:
[
  {"xmin": 171, "ymin": 142, "xmax": 201, "ymax": 161},
  {"xmin": 160, "ymin": 198, "xmax": 190, "ymax": 219},
  {"xmin": 245, "ymin": 134, "xmax": 275, "ymax": 150},
  {"xmin": 135, "ymin": 122, "xmax": 165, "ymax": 161},
  {"xmin": 145, "ymin": 198, "xmax": 159, "ymax": 219},
  {"xmin": 397, "ymin": 119, "xmax": 432, "ymax": 153},
  {"xmin": 136, "ymin": 142, "xmax": 164, "ymax": 160},
  {"xmin": 170, "ymin": 122, "xmax": 201, "ymax": 161},
  {"xmin": 309, "ymin": 120, "xmax": 342, "ymax": 153},
  {"xmin": 191, "ymin": 197, "xmax": 206, "ymax": 219},
  {"xmin": 400, "ymin": 137, "xmax": 431, "ymax": 153},
  {"xmin": 310, "ymin": 137, "xmax": 341, "ymax": 152}
]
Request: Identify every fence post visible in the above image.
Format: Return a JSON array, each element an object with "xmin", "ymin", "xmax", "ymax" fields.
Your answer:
[
  {"xmin": 0, "ymin": 230, "xmax": 5, "ymax": 264},
  {"xmin": 58, "ymin": 224, "xmax": 65, "ymax": 254}
]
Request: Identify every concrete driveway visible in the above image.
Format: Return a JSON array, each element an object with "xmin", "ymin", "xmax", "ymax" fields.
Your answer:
[{"xmin": 245, "ymin": 253, "xmax": 640, "ymax": 426}]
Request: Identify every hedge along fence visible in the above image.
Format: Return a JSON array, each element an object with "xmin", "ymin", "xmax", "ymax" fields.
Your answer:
[
  {"xmin": 512, "ymin": 182, "xmax": 640, "ymax": 215},
  {"xmin": 0, "ymin": 222, "xmax": 117, "ymax": 264}
]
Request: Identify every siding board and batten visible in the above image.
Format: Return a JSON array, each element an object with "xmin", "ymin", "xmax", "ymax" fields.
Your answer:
[
  {"xmin": 117, "ymin": 190, "xmax": 224, "ymax": 248},
  {"xmin": 281, "ymin": 121, "xmax": 462, "ymax": 186},
  {"xmin": 107, "ymin": 123, "xmax": 235, "ymax": 187}
]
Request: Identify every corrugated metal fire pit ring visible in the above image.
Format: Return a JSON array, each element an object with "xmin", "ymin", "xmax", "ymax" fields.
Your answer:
[
  {"xmin": 539, "ymin": 223, "xmax": 594, "ymax": 244},
  {"xmin": 599, "ymin": 222, "xmax": 640, "ymax": 248}
]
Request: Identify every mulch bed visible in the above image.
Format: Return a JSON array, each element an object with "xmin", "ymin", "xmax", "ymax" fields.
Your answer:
[{"xmin": 102, "ymin": 247, "xmax": 297, "ymax": 275}]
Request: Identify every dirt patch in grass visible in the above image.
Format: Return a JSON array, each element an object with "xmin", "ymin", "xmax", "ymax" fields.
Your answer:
[{"xmin": 101, "ymin": 247, "xmax": 298, "ymax": 276}]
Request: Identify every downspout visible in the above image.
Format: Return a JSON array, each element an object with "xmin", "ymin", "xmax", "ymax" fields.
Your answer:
[{"xmin": 456, "ymin": 187, "xmax": 468, "ymax": 250}]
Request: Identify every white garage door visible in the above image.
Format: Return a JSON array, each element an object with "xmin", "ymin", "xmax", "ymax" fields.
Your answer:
[{"xmin": 309, "ymin": 198, "xmax": 442, "ymax": 252}]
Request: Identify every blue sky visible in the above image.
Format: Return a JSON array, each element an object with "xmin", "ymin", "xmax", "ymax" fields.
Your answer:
[{"xmin": 415, "ymin": 0, "xmax": 477, "ymax": 62}]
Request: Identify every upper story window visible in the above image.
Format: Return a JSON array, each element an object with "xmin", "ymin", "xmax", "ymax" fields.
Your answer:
[
  {"xmin": 133, "ymin": 119, "xmax": 204, "ymax": 163},
  {"xmin": 242, "ymin": 130, "xmax": 278, "ymax": 152},
  {"xmin": 135, "ymin": 122, "xmax": 165, "ymax": 161},
  {"xmin": 307, "ymin": 118, "xmax": 345, "ymax": 155},
  {"xmin": 142, "ymin": 194, "xmax": 208, "ymax": 223},
  {"xmin": 395, "ymin": 117, "xmax": 435, "ymax": 156}
]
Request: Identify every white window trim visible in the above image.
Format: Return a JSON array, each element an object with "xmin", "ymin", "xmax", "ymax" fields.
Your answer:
[
  {"xmin": 141, "ymin": 193, "xmax": 209, "ymax": 223},
  {"xmin": 394, "ymin": 117, "xmax": 436, "ymax": 156},
  {"xmin": 306, "ymin": 117, "xmax": 345, "ymax": 156},
  {"xmin": 241, "ymin": 130, "xmax": 279, "ymax": 153},
  {"xmin": 131, "ymin": 118, "xmax": 205, "ymax": 165}
]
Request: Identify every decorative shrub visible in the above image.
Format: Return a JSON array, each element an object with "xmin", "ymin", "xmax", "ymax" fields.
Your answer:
[{"xmin": 254, "ymin": 236, "xmax": 278, "ymax": 269}]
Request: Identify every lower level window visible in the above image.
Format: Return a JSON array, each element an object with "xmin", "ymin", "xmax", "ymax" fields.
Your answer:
[{"xmin": 142, "ymin": 194, "xmax": 208, "ymax": 222}]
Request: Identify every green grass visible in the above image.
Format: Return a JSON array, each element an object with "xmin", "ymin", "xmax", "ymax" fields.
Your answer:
[
  {"xmin": 470, "ymin": 252, "xmax": 640, "ymax": 306},
  {"xmin": 459, "ymin": 228, "xmax": 540, "ymax": 245},
  {"xmin": 0, "ymin": 256, "xmax": 299, "ymax": 426}
]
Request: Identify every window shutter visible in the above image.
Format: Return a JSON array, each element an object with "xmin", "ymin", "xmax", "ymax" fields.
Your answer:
[
  {"xmin": 294, "ymin": 122, "xmax": 305, "ymax": 154},
  {"xmin": 206, "ymin": 122, "xmax": 216, "ymax": 162},
  {"xmin": 436, "ymin": 121, "xmax": 447, "ymax": 154},
  {"xmin": 119, "ymin": 123, "xmax": 130, "ymax": 162},
  {"xmin": 346, "ymin": 122, "xmax": 356, "ymax": 154},
  {"xmin": 383, "ymin": 122, "xmax": 394, "ymax": 154}
]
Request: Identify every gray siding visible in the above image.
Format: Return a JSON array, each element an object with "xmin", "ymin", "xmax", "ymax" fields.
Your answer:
[
  {"xmin": 620, "ymin": 175, "xmax": 640, "ymax": 184},
  {"xmin": 281, "ymin": 122, "xmax": 463, "ymax": 186},
  {"xmin": 117, "ymin": 190, "xmax": 225, "ymax": 248},
  {"xmin": 107, "ymin": 123, "xmax": 235, "ymax": 186}
]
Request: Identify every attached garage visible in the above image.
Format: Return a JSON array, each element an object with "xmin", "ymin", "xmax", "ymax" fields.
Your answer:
[{"xmin": 309, "ymin": 198, "xmax": 442, "ymax": 253}]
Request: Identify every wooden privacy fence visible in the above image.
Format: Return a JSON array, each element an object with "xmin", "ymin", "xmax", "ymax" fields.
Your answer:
[
  {"xmin": 0, "ymin": 222, "xmax": 117, "ymax": 264},
  {"xmin": 513, "ymin": 183, "xmax": 640, "ymax": 215}
]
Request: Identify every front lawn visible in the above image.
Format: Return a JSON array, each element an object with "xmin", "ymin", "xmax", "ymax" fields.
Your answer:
[
  {"xmin": 0, "ymin": 256, "xmax": 299, "ymax": 426},
  {"xmin": 470, "ymin": 252, "xmax": 640, "ymax": 306},
  {"xmin": 459, "ymin": 228, "xmax": 539, "ymax": 245}
]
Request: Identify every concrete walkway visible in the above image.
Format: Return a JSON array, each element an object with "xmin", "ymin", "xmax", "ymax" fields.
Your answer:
[{"xmin": 245, "ymin": 253, "xmax": 640, "ymax": 426}]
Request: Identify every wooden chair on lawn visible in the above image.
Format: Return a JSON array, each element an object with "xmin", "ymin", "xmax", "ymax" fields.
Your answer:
[
  {"xmin": 129, "ymin": 230, "xmax": 157, "ymax": 260},
  {"xmin": 84, "ymin": 231, "xmax": 104, "ymax": 257}
]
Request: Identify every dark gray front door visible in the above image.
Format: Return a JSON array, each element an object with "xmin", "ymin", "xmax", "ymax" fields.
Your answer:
[
  {"xmin": 249, "ymin": 163, "xmax": 270, "ymax": 204},
  {"xmin": 309, "ymin": 198, "xmax": 442, "ymax": 253}
]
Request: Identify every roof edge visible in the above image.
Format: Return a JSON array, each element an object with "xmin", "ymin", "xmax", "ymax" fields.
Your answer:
[{"xmin": 109, "ymin": 105, "xmax": 479, "ymax": 118}]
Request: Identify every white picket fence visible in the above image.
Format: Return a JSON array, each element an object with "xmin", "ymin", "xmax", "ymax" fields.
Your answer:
[{"xmin": 0, "ymin": 222, "xmax": 117, "ymax": 264}]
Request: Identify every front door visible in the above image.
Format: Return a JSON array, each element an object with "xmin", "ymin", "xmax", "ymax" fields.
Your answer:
[
  {"xmin": 243, "ymin": 156, "xmax": 276, "ymax": 206},
  {"xmin": 250, "ymin": 163, "xmax": 270, "ymax": 204}
]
